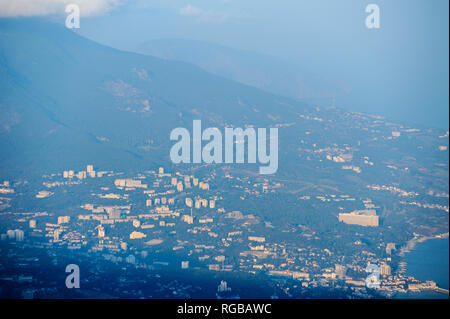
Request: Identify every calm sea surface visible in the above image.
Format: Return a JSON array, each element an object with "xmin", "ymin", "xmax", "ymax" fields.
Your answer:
[{"xmin": 394, "ymin": 238, "xmax": 449, "ymax": 299}]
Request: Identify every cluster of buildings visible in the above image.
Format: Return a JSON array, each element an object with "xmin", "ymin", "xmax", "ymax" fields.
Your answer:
[
  {"xmin": 63, "ymin": 165, "xmax": 100, "ymax": 179},
  {"xmin": 0, "ymin": 164, "xmax": 447, "ymax": 298},
  {"xmin": 1, "ymin": 229, "xmax": 24, "ymax": 241}
]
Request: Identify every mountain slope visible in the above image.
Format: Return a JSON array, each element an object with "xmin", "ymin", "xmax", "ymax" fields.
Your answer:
[
  {"xmin": 0, "ymin": 18, "xmax": 448, "ymax": 197},
  {"xmin": 0, "ymin": 18, "xmax": 448, "ymax": 238},
  {"xmin": 0, "ymin": 18, "xmax": 309, "ymax": 177},
  {"xmin": 136, "ymin": 38, "xmax": 346, "ymax": 101}
]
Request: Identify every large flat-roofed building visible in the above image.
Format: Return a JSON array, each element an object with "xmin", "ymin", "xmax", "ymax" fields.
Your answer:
[{"xmin": 338, "ymin": 209, "xmax": 379, "ymax": 227}]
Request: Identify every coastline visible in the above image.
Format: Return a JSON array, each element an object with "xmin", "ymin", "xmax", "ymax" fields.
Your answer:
[
  {"xmin": 398, "ymin": 232, "xmax": 449, "ymax": 258},
  {"xmin": 394, "ymin": 233, "xmax": 449, "ymax": 299}
]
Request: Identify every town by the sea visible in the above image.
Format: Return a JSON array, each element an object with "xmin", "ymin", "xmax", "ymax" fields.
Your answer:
[{"xmin": 394, "ymin": 238, "xmax": 449, "ymax": 299}]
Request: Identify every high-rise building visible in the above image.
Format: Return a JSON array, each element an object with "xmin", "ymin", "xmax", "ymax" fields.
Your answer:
[
  {"xmin": 386, "ymin": 243, "xmax": 396, "ymax": 255},
  {"xmin": 199, "ymin": 182, "xmax": 210, "ymax": 190},
  {"xmin": 338, "ymin": 210, "xmax": 379, "ymax": 227},
  {"xmin": 98, "ymin": 225, "xmax": 105, "ymax": 238},
  {"xmin": 380, "ymin": 263, "xmax": 391, "ymax": 276},
  {"xmin": 87, "ymin": 165, "xmax": 94, "ymax": 172},
  {"xmin": 14, "ymin": 229, "xmax": 24, "ymax": 241},
  {"xmin": 182, "ymin": 215, "xmax": 193, "ymax": 224},
  {"xmin": 53, "ymin": 229, "xmax": 60, "ymax": 241},
  {"xmin": 217, "ymin": 280, "xmax": 231, "ymax": 292},
  {"xmin": 335, "ymin": 264, "xmax": 346, "ymax": 279},
  {"xmin": 29, "ymin": 219, "xmax": 36, "ymax": 228},
  {"xmin": 158, "ymin": 167, "xmax": 164, "ymax": 175},
  {"xmin": 133, "ymin": 219, "xmax": 141, "ymax": 228},
  {"xmin": 76, "ymin": 171, "xmax": 86, "ymax": 179},
  {"xmin": 58, "ymin": 216, "xmax": 70, "ymax": 224},
  {"xmin": 181, "ymin": 261, "xmax": 189, "ymax": 269},
  {"xmin": 126, "ymin": 254, "xmax": 136, "ymax": 264},
  {"xmin": 7, "ymin": 229, "xmax": 15, "ymax": 240},
  {"xmin": 108, "ymin": 208, "xmax": 121, "ymax": 219},
  {"xmin": 177, "ymin": 182, "xmax": 183, "ymax": 192}
]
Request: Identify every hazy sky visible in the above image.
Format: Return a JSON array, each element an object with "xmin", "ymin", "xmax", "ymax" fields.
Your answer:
[{"xmin": 35, "ymin": 0, "xmax": 449, "ymax": 129}]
